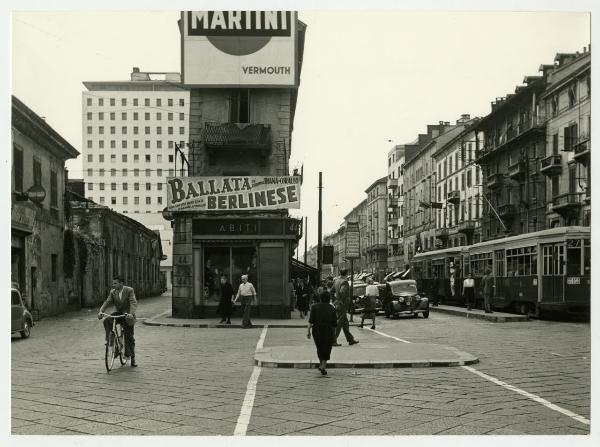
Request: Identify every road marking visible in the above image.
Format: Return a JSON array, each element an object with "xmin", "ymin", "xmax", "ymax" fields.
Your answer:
[
  {"xmin": 366, "ymin": 327, "xmax": 411, "ymax": 343},
  {"xmin": 370, "ymin": 327, "xmax": 590, "ymax": 426},
  {"xmin": 462, "ymin": 365, "xmax": 590, "ymax": 425},
  {"xmin": 234, "ymin": 325, "xmax": 268, "ymax": 436}
]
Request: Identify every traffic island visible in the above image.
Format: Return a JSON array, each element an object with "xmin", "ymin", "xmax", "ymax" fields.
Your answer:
[
  {"xmin": 254, "ymin": 343, "xmax": 479, "ymax": 368},
  {"xmin": 428, "ymin": 305, "xmax": 529, "ymax": 322}
]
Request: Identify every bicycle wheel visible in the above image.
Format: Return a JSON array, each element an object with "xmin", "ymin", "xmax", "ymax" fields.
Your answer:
[
  {"xmin": 118, "ymin": 330, "xmax": 126, "ymax": 365},
  {"xmin": 105, "ymin": 332, "xmax": 116, "ymax": 372}
]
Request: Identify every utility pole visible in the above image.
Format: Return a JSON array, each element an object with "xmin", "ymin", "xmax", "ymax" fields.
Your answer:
[
  {"xmin": 304, "ymin": 216, "xmax": 308, "ymax": 265},
  {"xmin": 317, "ymin": 172, "xmax": 323, "ymax": 282}
]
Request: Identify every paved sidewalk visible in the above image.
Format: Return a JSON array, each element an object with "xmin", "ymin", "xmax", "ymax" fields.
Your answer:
[
  {"xmin": 429, "ymin": 304, "xmax": 529, "ymax": 322},
  {"xmin": 256, "ymin": 343, "xmax": 478, "ymax": 368}
]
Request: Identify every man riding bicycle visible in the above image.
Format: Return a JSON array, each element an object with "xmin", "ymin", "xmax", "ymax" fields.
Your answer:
[{"xmin": 98, "ymin": 275, "xmax": 138, "ymax": 367}]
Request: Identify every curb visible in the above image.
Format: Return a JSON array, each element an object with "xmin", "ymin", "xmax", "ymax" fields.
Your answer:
[
  {"xmin": 254, "ymin": 358, "xmax": 479, "ymax": 369},
  {"xmin": 429, "ymin": 306, "xmax": 528, "ymax": 322}
]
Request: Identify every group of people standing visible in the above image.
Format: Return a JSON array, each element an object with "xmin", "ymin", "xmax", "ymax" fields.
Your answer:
[{"xmin": 428, "ymin": 268, "xmax": 494, "ymax": 313}]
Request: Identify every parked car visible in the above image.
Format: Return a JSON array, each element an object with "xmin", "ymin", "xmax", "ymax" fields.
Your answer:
[
  {"xmin": 383, "ymin": 279, "xmax": 429, "ymax": 318},
  {"xmin": 11, "ymin": 287, "xmax": 33, "ymax": 338}
]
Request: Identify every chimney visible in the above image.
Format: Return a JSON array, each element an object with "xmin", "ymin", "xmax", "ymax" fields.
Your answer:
[{"xmin": 456, "ymin": 114, "xmax": 471, "ymax": 124}]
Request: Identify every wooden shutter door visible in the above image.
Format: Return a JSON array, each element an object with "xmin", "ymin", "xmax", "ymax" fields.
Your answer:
[{"xmin": 259, "ymin": 244, "xmax": 284, "ymax": 305}]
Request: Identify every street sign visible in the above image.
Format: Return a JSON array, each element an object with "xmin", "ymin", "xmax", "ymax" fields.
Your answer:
[
  {"xmin": 26, "ymin": 185, "xmax": 46, "ymax": 204},
  {"xmin": 345, "ymin": 221, "xmax": 360, "ymax": 259}
]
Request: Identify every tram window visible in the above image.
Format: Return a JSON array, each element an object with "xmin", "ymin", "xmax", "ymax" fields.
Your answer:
[
  {"xmin": 566, "ymin": 240, "xmax": 582, "ymax": 276},
  {"xmin": 584, "ymin": 240, "xmax": 590, "ymax": 275},
  {"xmin": 507, "ymin": 246, "xmax": 536, "ymax": 276},
  {"xmin": 543, "ymin": 246, "xmax": 553, "ymax": 275}
]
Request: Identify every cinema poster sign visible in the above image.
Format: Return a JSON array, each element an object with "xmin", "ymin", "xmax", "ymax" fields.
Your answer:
[
  {"xmin": 167, "ymin": 176, "xmax": 301, "ymax": 211},
  {"xmin": 181, "ymin": 11, "xmax": 297, "ymax": 87}
]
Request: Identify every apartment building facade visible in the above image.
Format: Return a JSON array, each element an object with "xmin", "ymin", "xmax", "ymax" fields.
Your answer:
[
  {"xmin": 432, "ymin": 124, "xmax": 483, "ymax": 248},
  {"xmin": 82, "ymin": 68, "xmax": 190, "ymax": 289},
  {"xmin": 539, "ymin": 50, "xmax": 591, "ymax": 228},
  {"xmin": 387, "ymin": 145, "xmax": 405, "ymax": 270}
]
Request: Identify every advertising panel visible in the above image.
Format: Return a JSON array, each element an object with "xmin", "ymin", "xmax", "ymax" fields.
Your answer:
[
  {"xmin": 182, "ymin": 11, "xmax": 297, "ymax": 87},
  {"xmin": 345, "ymin": 221, "xmax": 360, "ymax": 259},
  {"xmin": 167, "ymin": 176, "xmax": 301, "ymax": 211}
]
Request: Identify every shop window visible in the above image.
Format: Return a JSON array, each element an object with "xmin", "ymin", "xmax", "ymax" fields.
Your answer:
[{"xmin": 203, "ymin": 246, "xmax": 258, "ymax": 304}]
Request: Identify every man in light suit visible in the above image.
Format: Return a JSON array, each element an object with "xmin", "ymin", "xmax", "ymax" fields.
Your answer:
[{"xmin": 98, "ymin": 275, "xmax": 138, "ymax": 367}]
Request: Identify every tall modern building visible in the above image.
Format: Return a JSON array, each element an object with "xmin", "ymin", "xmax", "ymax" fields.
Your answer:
[{"xmin": 82, "ymin": 69, "xmax": 190, "ymax": 288}]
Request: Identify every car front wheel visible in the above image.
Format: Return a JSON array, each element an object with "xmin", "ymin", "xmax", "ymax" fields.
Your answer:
[{"xmin": 20, "ymin": 320, "xmax": 31, "ymax": 338}]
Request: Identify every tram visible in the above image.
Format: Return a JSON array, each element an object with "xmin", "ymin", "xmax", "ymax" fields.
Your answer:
[
  {"xmin": 412, "ymin": 247, "xmax": 468, "ymax": 306},
  {"xmin": 411, "ymin": 226, "xmax": 590, "ymax": 316}
]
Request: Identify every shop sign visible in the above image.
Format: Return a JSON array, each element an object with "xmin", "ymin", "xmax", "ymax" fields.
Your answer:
[
  {"xmin": 11, "ymin": 203, "xmax": 37, "ymax": 233},
  {"xmin": 345, "ymin": 221, "xmax": 360, "ymax": 259},
  {"xmin": 167, "ymin": 176, "xmax": 301, "ymax": 211},
  {"xmin": 193, "ymin": 218, "xmax": 301, "ymax": 237},
  {"xmin": 182, "ymin": 11, "xmax": 297, "ymax": 87}
]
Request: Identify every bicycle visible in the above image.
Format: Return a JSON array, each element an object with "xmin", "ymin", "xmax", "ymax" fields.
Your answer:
[{"xmin": 100, "ymin": 313, "xmax": 129, "ymax": 372}]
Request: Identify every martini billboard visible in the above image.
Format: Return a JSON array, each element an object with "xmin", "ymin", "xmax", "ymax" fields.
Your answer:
[
  {"xmin": 166, "ymin": 176, "xmax": 301, "ymax": 211},
  {"xmin": 181, "ymin": 11, "xmax": 297, "ymax": 87}
]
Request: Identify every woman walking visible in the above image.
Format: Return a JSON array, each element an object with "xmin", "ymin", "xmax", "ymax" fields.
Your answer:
[
  {"xmin": 360, "ymin": 277, "xmax": 378, "ymax": 329},
  {"xmin": 462, "ymin": 272, "xmax": 475, "ymax": 311},
  {"xmin": 307, "ymin": 291, "xmax": 338, "ymax": 376}
]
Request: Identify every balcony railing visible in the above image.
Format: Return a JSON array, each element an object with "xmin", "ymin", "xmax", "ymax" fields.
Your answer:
[
  {"xmin": 487, "ymin": 173, "xmax": 504, "ymax": 189},
  {"xmin": 202, "ymin": 122, "xmax": 271, "ymax": 152},
  {"xmin": 552, "ymin": 193, "xmax": 583, "ymax": 215},
  {"xmin": 457, "ymin": 220, "xmax": 476, "ymax": 234},
  {"xmin": 508, "ymin": 161, "xmax": 527, "ymax": 181},
  {"xmin": 573, "ymin": 132, "xmax": 590, "ymax": 164},
  {"xmin": 388, "ymin": 198, "xmax": 399, "ymax": 209},
  {"xmin": 540, "ymin": 154, "xmax": 562, "ymax": 176},
  {"xmin": 388, "ymin": 178, "xmax": 398, "ymax": 188},
  {"xmin": 489, "ymin": 114, "xmax": 547, "ymax": 151},
  {"xmin": 434, "ymin": 227, "xmax": 449, "ymax": 239},
  {"xmin": 447, "ymin": 190, "xmax": 461, "ymax": 204},
  {"xmin": 498, "ymin": 204, "xmax": 516, "ymax": 217}
]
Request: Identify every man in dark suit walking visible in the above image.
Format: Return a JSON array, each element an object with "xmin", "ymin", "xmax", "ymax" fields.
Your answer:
[{"xmin": 98, "ymin": 275, "xmax": 138, "ymax": 367}]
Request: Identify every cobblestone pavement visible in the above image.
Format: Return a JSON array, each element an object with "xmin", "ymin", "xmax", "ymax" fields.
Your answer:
[{"xmin": 11, "ymin": 294, "xmax": 590, "ymax": 436}]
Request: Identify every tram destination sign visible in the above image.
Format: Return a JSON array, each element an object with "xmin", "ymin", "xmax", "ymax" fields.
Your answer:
[
  {"xmin": 345, "ymin": 221, "xmax": 360, "ymax": 259},
  {"xmin": 167, "ymin": 176, "xmax": 301, "ymax": 211}
]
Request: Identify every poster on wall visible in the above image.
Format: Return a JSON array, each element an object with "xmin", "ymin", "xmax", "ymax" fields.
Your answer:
[
  {"xmin": 167, "ymin": 176, "xmax": 301, "ymax": 211},
  {"xmin": 181, "ymin": 11, "xmax": 297, "ymax": 87}
]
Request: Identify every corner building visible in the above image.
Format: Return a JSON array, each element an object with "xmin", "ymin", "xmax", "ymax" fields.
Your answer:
[{"xmin": 170, "ymin": 11, "xmax": 306, "ymax": 318}]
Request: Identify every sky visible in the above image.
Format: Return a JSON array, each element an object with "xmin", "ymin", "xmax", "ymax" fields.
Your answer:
[{"xmin": 10, "ymin": 9, "xmax": 591, "ymax": 260}]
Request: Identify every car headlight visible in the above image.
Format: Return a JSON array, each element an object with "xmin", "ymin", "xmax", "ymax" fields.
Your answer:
[{"xmin": 398, "ymin": 297, "xmax": 404, "ymax": 303}]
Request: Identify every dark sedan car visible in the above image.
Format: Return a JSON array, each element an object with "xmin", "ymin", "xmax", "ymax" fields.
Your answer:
[
  {"xmin": 11, "ymin": 287, "xmax": 33, "ymax": 338},
  {"xmin": 383, "ymin": 279, "xmax": 429, "ymax": 318}
]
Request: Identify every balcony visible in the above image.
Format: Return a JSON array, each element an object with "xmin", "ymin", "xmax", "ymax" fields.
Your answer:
[
  {"xmin": 540, "ymin": 154, "xmax": 562, "ymax": 176},
  {"xmin": 486, "ymin": 173, "xmax": 504, "ymax": 189},
  {"xmin": 552, "ymin": 193, "xmax": 583, "ymax": 216},
  {"xmin": 447, "ymin": 190, "xmax": 461, "ymax": 204},
  {"xmin": 388, "ymin": 220, "xmax": 398, "ymax": 227},
  {"xmin": 573, "ymin": 133, "xmax": 590, "ymax": 164},
  {"xmin": 366, "ymin": 244, "xmax": 388, "ymax": 253},
  {"xmin": 457, "ymin": 220, "xmax": 476, "ymax": 234},
  {"xmin": 434, "ymin": 227, "xmax": 449, "ymax": 240},
  {"xmin": 498, "ymin": 204, "xmax": 516, "ymax": 217},
  {"xmin": 388, "ymin": 178, "xmax": 398, "ymax": 188},
  {"xmin": 388, "ymin": 198, "xmax": 399, "ymax": 211},
  {"xmin": 508, "ymin": 160, "xmax": 527, "ymax": 181},
  {"xmin": 490, "ymin": 114, "xmax": 547, "ymax": 151},
  {"xmin": 202, "ymin": 122, "xmax": 272, "ymax": 161}
]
